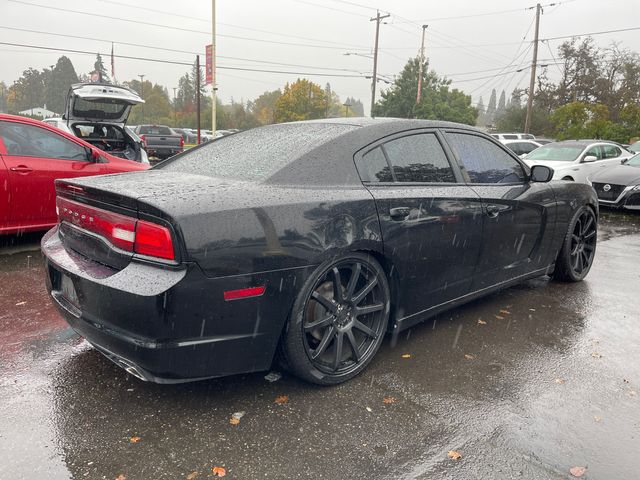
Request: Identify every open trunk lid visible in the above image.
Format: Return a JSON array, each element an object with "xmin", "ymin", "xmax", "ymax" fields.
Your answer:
[{"xmin": 64, "ymin": 83, "xmax": 144, "ymax": 124}]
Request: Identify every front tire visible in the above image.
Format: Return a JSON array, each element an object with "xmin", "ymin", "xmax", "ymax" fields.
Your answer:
[
  {"xmin": 553, "ymin": 206, "xmax": 597, "ymax": 282},
  {"xmin": 281, "ymin": 252, "xmax": 390, "ymax": 385}
]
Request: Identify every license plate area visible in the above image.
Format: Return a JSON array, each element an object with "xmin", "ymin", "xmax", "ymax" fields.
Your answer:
[{"xmin": 60, "ymin": 274, "xmax": 80, "ymax": 308}]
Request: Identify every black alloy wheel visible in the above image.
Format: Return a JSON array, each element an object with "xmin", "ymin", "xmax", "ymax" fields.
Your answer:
[
  {"xmin": 282, "ymin": 253, "xmax": 390, "ymax": 385},
  {"xmin": 553, "ymin": 206, "xmax": 597, "ymax": 282}
]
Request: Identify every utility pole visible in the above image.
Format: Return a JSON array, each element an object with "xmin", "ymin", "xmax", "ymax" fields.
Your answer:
[
  {"xmin": 138, "ymin": 74, "xmax": 145, "ymax": 123},
  {"xmin": 416, "ymin": 24, "xmax": 428, "ymax": 104},
  {"xmin": 196, "ymin": 55, "xmax": 201, "ymax": 144},
  {"xmin": 370, "ymin": 10, "xmax": 390, "ymax": 117},
  {"xmin": 524, "ymin": 3, "xmax": 541, "ymax": 134},
  {"xmin": 211, "ymin": 0, "xmax": 216, "ymax": 135}
]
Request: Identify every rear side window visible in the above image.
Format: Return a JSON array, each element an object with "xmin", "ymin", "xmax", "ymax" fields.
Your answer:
[
  {"xmin": 138, "ymin": 126, "xmax": 173, "ymax": 135},
  {"xmin": 356, "ymin": 147, "xmax": 393, "ymax": 182},
  {"xmin": 503, "ymin": 134, "xmax": 518, "ymax": 140},
  {"xmin": 602, "ymin": 145, "xmax": 621, "ymax": 159},
  {"xmin": 446, "ymin": 132, "xmax": 525, "ymax": 184},
  {"xmin": 383, "ymin": 133, "xmax": 455, "ymax": 183}
]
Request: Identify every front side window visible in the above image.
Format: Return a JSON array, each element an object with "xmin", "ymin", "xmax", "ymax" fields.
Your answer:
[
  {"xmin": 382, "ymin": 133, "xmax": 456, "ymax": 183},
  {"xmin": 584, "ymin": 146, "xmax": 603, "ymax": 160},
  {"xmin": 0, "ymin": 121, "xmax": 88, "ymax": 160},
  {"xmin": 447, "ymin": 132, "xmax": 525, "ymax": 184}
]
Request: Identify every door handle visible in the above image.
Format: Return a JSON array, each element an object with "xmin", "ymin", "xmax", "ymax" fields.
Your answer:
[
  {"xmin": 10, "ymin": 165, "xmax": 33, "ymax": 173},
  {"xmin": 486, "ymin": 204, "xmax": 509, "ymax": 218},
  {"xmin": 389, "ymin": 207, "xmax": 411, "ymax": 220}
]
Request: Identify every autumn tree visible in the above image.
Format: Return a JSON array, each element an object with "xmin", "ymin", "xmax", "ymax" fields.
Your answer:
[
  {"xmin": 274, "ymin": 79, "xmax": 326, "ymax": 122},
  {"xmin": 7, "ymin": 68, "xmax": 46, "ymax": 112},
  {"xmin": 248, "ymin": 89, "xmax": 281, "ymax": 125}
]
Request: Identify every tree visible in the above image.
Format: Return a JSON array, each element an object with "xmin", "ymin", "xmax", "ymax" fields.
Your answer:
[
  {"xmin": 485, "ymin": 89, "xmax": 497, "ymax": 126},
  {"xmin": 0, "ymin": 82, "xmax": 8, "ymax": 113},
  {"xmin": 125, "ymin": 79, "xmax": 172, "ymax": 125},
  {"xmin": 346, "ymin": 97, "xmax": 364, "ymax": 117},
  {"xmin": 248, "ymin": 89, "xmax": 281, "ymax": 125},
  {"xmin": 7, "ymin": 68, "xmax": 45, "ymax": 112},
  {"xmin": 476, "ymin": 96, "xmax": 485, "ymax": 126},
  {"xmin": 93, "ymin": 53, "xmax": 110, "ymax": 83},
  {"xmin": 45, "ymin": 56, "xmax": 79, "ymax": 114},
  {"xmin": 373, "ymin": 57, "xmax": 477, "ymax": 125},
  {"xmin": 496, "ymin": 90, "xmax": 506, "ymax": 119},
  {"xmin": 274, "ymin": 79, "xmax": 326, "ymax": 122}
]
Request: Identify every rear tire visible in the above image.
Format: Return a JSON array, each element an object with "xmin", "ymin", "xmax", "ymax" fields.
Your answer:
[
  {"xmin": 281, "ymin": 252, "xmax": 390, "ymax": 385},
  {"xmin": 553, "ymin": 206, "xmax": 597, "ymax": 282}
]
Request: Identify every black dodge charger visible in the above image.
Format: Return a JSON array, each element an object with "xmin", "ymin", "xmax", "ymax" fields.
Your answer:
[{"xmin": 42, "ymin": 118, "xmax": 598, "ymax": 385}]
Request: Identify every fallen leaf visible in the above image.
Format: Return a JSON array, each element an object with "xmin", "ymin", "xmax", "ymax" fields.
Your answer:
[
  {"xmin": 529, "ymin": 308, "xmax": 536, "ymax": 312},
  {"xmin": 212, "ymin": 466, "xmax": 226, "ymax": 477},
  {"xmin": 447, "ymin": 450, "xmax": 462, "ymax": 460},
  {"xmin": 569, "ymin": 466, "xmax": 587, "ymax": 477},
  {"xmin": 464, "ymin": 354, "xmax": 475, "ymax": 360},
  {"xmin": 264, "ymin": 371, "xmax": 282, "ymax": 382},
  {"xmin": 591, "ymin": 352, "xmax": 602, "ymax": 359},
  {"xmin": 365, "ymin": 406, "xmax": 372, "ymax": 412},
  {"xmin": 594, "ymin": 416, "xmax": 602, "ymax": 423},
  {"xmin": 383, "ymin": 397, "xmax": 396, "ymax": 404},
  {"xmin": 499, "ymin": 309, "xmax": 510, "ymax": 315},
  {"xmin": 186, "ymin": 472, "xmax": 198, "ymax": 480},
  {"xmin": 477, "ymin": 319, "xmax": 487, "ymax": 325},
  {"xmin": 129, "ymin": 436, "xmax": 141, "ymax": 443},
  {"xmin": 115, "ymin": 475, "xmax": 126, "ymax": 480},
  {"xmin": 494, "ymin": 315, "xmax": 505, "ymax": 320},
  {"xmin": 401, "ymin": 353, "xmax": 411, "ymax": 359},
  {"xmin": 555, "ymin": 378, "xmax": 565, "ymax": 385},
  {"xmin": 15, "ymin": 301, "xmax": 26, "ymax": 306},
  {"xmin": 229, "ymin": 417, "xmax": 240, "ymax": 425},
  {"xmin": 274, "ymin": 395, "xmax": 289, "ymax": 405}
]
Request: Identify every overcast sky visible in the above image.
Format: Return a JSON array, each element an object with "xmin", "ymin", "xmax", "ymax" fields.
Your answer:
[{"xmin": 2, "ymin": 0, "xmax": 639, "ymax": 114}]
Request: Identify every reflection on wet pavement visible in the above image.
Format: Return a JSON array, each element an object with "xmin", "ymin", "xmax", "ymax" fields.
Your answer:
[{"xmin": 1, "ymin": 213, "xmax": 640, "ymax": 479}]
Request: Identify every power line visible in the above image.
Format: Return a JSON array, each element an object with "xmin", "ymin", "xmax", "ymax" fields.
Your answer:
[
  {"xmin": 289, "ymin": 0, "xmax": 370, "ymax": 18},
  {"xmin": 0, "ymin": 25, "xmax": 369, "ymax": 74},
  {"xmin": 6, "ymin": 0, "xmax": 370, "ymax": 51},
  {"xmin": 542, "ymin": 25, "xmax": 640, "ymax": 41},
  {"xmin": 0, "ymin": 41, "xmax": 369, "ymax": 78}
]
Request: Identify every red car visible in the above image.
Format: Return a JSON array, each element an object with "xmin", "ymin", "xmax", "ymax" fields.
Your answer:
[{"xmin": 0, "ymin": 114, "xmax": 148, "ymax": 235}]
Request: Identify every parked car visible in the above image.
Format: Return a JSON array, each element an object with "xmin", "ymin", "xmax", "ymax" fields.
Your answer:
[
  {"xmin": 502, "ymin": 139, "xmax": 541, "ymax": 157},
  {"xmin": 60, "ymin": 83, "xmax": 148, "ymax": 164},
  {"xmin": 534, "ymin": 138, "xmax": 555, "ymax": 145},
  {"xmin": 43, "ymin": 117, "xmax": 73, "ymax": 134},
  {"xmin": 589, "ymin": 153, "xmax": 640, "ymax": 210},
  {"xmin": 0, "ymin": 114, "xmax": 148, "ymax": 235},
  {"xmin": 491, "ymin": 133, "xmax": 536, "ymax": 141},
  {"xmin": 523, "ymin": 140, "xmax": 633, "ymax": 183},
  {"xmin": 134, "ymin": 125, "xmax": 184, "ymax": 160},
  {"xmin": 42, "ymin": 118, "xmax": 598, "ymax": 385},
  {"xmin": 173, "ymin": 128, "xmax": 198, "ymax": 145},
  {"xmin": 629, "ymin": 142, "xmax": 640, "ymax": 153}
]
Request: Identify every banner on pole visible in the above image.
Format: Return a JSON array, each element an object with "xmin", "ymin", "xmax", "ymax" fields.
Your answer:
[{"xmin": 205, "ymin": 44, "xmax": 213, "ymax": 85}]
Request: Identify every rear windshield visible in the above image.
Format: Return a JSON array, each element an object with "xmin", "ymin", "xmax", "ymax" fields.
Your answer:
[
  {"xmin": 138, "ymin": 126, "xmax": 174, "ymax": 135},
  {"xmin": 526, "ymin": 144, "xmax": 584, "ymax": 161},
  {"xmin": 73, "ymin": 97, "xmax": 128, "ymax": 120},
  {"xmin": 159, "ymin": 123, "xmax": 356, "ymax": 181}
]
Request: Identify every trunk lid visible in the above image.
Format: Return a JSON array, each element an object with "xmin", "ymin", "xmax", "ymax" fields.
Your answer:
[{"xmin": 64, "ymin": 83, "xmax": 144, "ymax": 124}]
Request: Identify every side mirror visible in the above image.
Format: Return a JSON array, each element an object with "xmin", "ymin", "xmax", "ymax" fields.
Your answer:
[
  {"xmin": 621, "ymin": 157, "xmax": 629, "ymax": 164},
  {"xmin": 530, "ymin": 165, "xmax": 553, "ymax": 182},
  {"xmin": 89, "ymin": 149, "xmax": 103, "ymax": 163},
  {"xmin": 582, "ymin": 155, "xmax": 597, "ymax": 163}
]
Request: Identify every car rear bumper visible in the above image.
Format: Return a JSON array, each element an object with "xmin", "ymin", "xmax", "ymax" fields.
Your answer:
[
  {"xmin": 42, "ymin": 226, "xmax": 307, "ymax": 383},
  {"xmin": 146, "ymin": 146, "xmax": 183, "ymax": 159}
]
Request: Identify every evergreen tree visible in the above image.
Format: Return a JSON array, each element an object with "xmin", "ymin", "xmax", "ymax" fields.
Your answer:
[
  {"xmin": 496, "ymin": 90, "xmax": 506, "ymax": 119},
  {"xmin": 46, "ymin": 56, "xmax": 79, "ymax": 114},
  {"xmin": 476, "ymin": 96, "xmax": 485, "ymax": 126},
  {"xmin": 485, "ymin": 89, "xmax": 497, "ymax": 126},
  {"xmin": 93, "ymin": 53, "xmax": 110, "ymax": 82}
]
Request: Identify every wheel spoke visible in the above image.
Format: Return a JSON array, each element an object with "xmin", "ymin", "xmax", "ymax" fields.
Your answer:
[
  {"xmin": 583, "ymin": 215, "xmax": 594, "ymax": 233},
  {"xmin": 584, "ymin": 243, "xmax": 594, "ymax": 252},
  {"xmin": 304, "ymin": 314, "xmax": 333, "ymax": 331},
  {"xmin": 345, "ymin": 263, "xmax": 362, "ymax": 300},
  {"xmin": 311, "ymin": 291, "xmax": 337, "ymax": 313},
  {"xmin": 570, "ymin": 243, "xmax": 580, "ymax": 256},
  {"xmin": 577, "ymin": 251, "xmax": 584, "ymax": 272},
  {"xmin": 355, "ymin": 303, "xmax": 384, "ymax": 317},
  {"xmin": 332, "ymin": 331, "xmax": 344, "ymax": 370},
  {"xmin": 353, "ymin": 319, "xmax": 377, "ymax": 338},
  {"xmin": 352, "ymin": 277, "xmax": 378, "ymax": 305},
  {"xmin": 572, "ymin": 253, "xmax": 580, "ymax": 271},
  {"xmin": 331, "ymin": 267, "xmax": 343, "ymax": 303},
  {"xmin": 311, "ymin": 326, "xmax": 335, "ymax": 359},
  {"xmin": 582, "ymin": 251, "xmax": 590, "ymax": 268},
  {"xmin": 584, "ymin": 230, "xmax": 596, "ymax": 240},
  {"xmin": 572, "ymin": 234, "xmax": 580, "ymax": 244},
  {"xmin": 346, "ymin": 329, "xmax": 361, "ymax": 362}
]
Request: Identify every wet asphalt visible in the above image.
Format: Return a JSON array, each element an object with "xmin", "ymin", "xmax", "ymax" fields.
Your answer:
[{"xmin": 1, "ymin": 212, "xmax": 639, "ymax": 480}]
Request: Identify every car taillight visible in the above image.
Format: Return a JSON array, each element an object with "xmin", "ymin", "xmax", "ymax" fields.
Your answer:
[
  {"xmin": 56, "ymin": 197, "xmax": 175, "ymax": 261},
  {"xmin": 179, "ymin": 136, "xmax": 184, "ymax": 148},
  {"xmin": 139, "ymin": 134, "xmax": 147, "ymax": 147}
]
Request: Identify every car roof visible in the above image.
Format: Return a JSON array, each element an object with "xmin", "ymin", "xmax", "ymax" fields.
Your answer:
[{"xmin": 301, "ymin": 116, "xmax": 479, "ymax": 130}]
